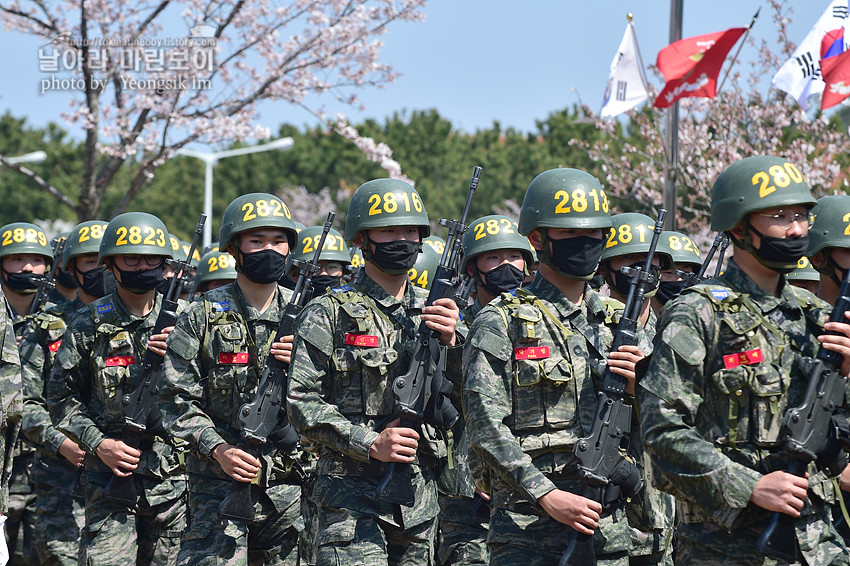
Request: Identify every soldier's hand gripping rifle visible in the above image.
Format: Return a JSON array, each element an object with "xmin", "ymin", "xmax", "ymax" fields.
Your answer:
[
  {"xmin": 559, "ymin": 210, "xmax": 667, "ymax": 566},
  {"xmin": 374, "ymin": 166, "xmax": 481, "ymax": 507},
  {"xmin": 680, "ymin": 233, "xmax": 724, "ymax": 289},
  {"xmin": 756, "ymin": 267, "xmax": 850, "ymax": 561},
  {"xmin": 28, "ymin": 238, "xmax": 66, "ymax": 315},
  {"xmin": 217, "ymin": 212, "xmax": 336, "ymax": 523},
  {"xmin": 102, "ymin": 214, "xmax": 206, "ymax": 505}
]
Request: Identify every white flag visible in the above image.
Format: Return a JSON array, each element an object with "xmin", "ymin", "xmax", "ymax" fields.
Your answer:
[
  {"xmin": 772, "ymin": 0, "xmax": 849, "ymax": 109},
  {"xmin": 600, "ymin": 22, "xmax": 648, "ymax": 117}
]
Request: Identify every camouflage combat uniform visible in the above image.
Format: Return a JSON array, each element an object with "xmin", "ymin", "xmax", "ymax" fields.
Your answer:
[
  {"xmin": 160, "ymin": 282, "xmax": 304, "ymax": 566},
  {"xmin": 46, "ymin": 291, "xmax": 188, "ymax": 566},
  {"xmin": 19, "ymin": 299, "xmax": 86, "ymax": 566},
  {"xmin": 463, "ymin": 275, "xmax": 632, "ymax": 566},
  {"xmin": 434, "ymin": 298, "xmax": 488, "ymax": 566},
  {"xmin": 626, "ymin": 310, "xmax": 675, "ymax": 566},
  {"xmin": 7, "ymin": 305, "xmax": 39, "ymax": 566},
  {"xmin": 638, "ymin": 259, "xmax": 849, "ymax": 566},
  {"xmin": 288, "ymin": 275, "xmax": 453, "ymax": 566},
  {"xmin": 0, "ymin": 294, "xmax": 22, "ymax": 522}
]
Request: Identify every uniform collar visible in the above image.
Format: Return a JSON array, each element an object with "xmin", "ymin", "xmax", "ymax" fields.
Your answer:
[
  {"xmin": 721, "ymin": 258, "xmax": 790, "ymax": 314},
  {"xmin": 358, "ymin": 272, "xmax": 417, "ymax": 310},
  {"xmin": 524, "ymin": 272, "xmax": 607, "ymax": 322},
  {"xmin": 231, "ymin": 282, "xmax": 287, "ymax": 322}
]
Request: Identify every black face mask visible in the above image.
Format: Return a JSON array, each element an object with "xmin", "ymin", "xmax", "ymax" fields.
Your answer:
[
  {"xmin": 609, "ymin": 262, "xmax": 661, "ymax": 299},
  {"xmin": 239, "ymin": 249, "xmax": 287, "ymax": 285},
  {"xmin": 311, "ymin": 275, "xmax": 341, "ymax": 296},
  {"xmin": 369, "ymin": 239, "xmax": 421, "ymax": 275},
  {"xmin": 56, "ymin": 269, "xmax": 78, "ymax": 289},
  {"xmin": 116, "ymin": 266, "xmax": 164, "ymax": 294},
  {"xmin": 3, "ymin": 271, "xmax": 40, "ymax": 294},
  {"xmin": 548, "ymin": 236, "xmax": 604, "ymax": 280},
  {"xmin": 78, "ymin": 266, "xmax": 116, "ymax": 298},
  {"xmin": 656, "ymin": 280, "xmax": 686, "ymax": 305},
  {"xmin": 747, "ymin": 223, "xmax": 808, "ymax": 274},
  {"xmin": 479, "ymin": 263, "xmax": 524, "ymax": 296}
]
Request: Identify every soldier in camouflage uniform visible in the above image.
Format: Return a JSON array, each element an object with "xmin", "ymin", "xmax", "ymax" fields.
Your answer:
[
  {"xmin": 462, "ymin": 169, "xmax": 645, "ymax": 566},
  {"xmin": 432, "ymin": 214, "xmax": 532, "ymax": 566},
  {"xmin": 408, "ymin": 243, "xmax": 440, "ymax": 292},
  {"xmin": 19, "ymin": 220, "xmax": 113, "ymax": 566},
  {"xmin": 0, "ymin": 222, "xmax": 54, "ymax": 566},
  {"xmin": 0, "ymin": 284, "xmax": 22, "ymax": 565},
  {"xmin": 638, "ymin": 155, "xmax": 850, "ymax": 566},
  {"xmin": 652, "ymin": 231, "xmax": 702, "ymax": 312},
  {"xmin": 807, "ymin": 195, "xmax": 850, "ymax": 305},
  {"xmin": 159, "ymin": 193, "xmax": 305, "ymax": 566},
  {"xmin": 599, "ymin": 213, "xmax": 676, "ymax": 566},
  {"xmin": 46, "ymin": 212, "xmax": 187, "ymax": 566},
  {"xmin": 192, "ymin": 250, "xmax": 237, "ymax": 299},
  {"xmin": 288, "ymin": 178, "xmax": 461, "ymax": 566}
]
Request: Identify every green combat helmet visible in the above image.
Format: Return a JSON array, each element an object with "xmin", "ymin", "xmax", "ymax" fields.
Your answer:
[
  {"xmin": 201, "ymin": 242, "xmax": 220, "ymax": 256},
  {"xmin": 601, "ymin": 213, "xmax": 673, "ymax": 269},
  {"xmin": 807, "ymin": 195, "xmax": 850, "ymax": 279},
  {"xmin": 408, "ymin": 243, "xmax": 441, "ymax": 290},
  {"xmin": 657, "ymin": 230, "xmax": 702, "ymax": 269},
  {"xmin": 285, "ymin": 225, "xmax": 351, "ymax": 272},
  {"xmin": 63, "ymin": 221, "xmax": 110, "ymax": 269},
  {"xmin": 711, "ymin": 155, "xmax": 815, "ymax": 232},
  {"xmin": 423, "ymin": 235, "xmax": 447, "ymax": 256},
  {"xmin": 0, "ymin": 222, "xmax": 54, "ymax": 262},
  {"xmin": 461, "ymin": 215, "xmax": 534, "ymax": 273},
  {"xmin": 98, "ymin": 212, "xmax": 173, "ymax": 265},
  {"xmin": 344, "ymin": 179, "xmax": 430, "ymax": 257},
  {"xmin": 219, "ymin": 193, "xmax": 298, "ymax": 250},
  {"xmin": 787, "ymin": 256, "xmax": 820, "ymax": 283},
  {"xmin": 168, "ymin": 235, "xmax": 202, "ymax": 267},
  {"xmin": 193, "ymin": 250, "xmax": 237, "ymax": 294},
  {"xmin": 518, "ymin": 168, "xmax": 612, "ymax": 275}
]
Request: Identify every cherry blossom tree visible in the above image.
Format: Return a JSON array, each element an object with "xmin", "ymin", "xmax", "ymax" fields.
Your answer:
[
  {"xmin": 569, "ymin": 0, "xmax": 848, "ymax": 243},
  {"xmin": 0, "ymin": 0, "xmax": 425, "ymax": 220}
]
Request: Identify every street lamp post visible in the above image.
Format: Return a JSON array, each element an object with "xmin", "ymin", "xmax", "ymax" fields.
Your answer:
[
  {"xmin": 177, "ymin": 137, "xmax": 294, "ymax": 248},
  {"xmin": 6, "ymin": 151, "xmax": 47, "ymax": 165}
]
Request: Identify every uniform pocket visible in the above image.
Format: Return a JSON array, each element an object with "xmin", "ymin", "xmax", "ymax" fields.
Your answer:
[
  {"xmin": 96, "ymin": 365, "xmax": 129, "ymax": 401},
  {"xmin": 331, "ymin": 348, "xmax": 363, "ymax": 415},
  {"xmin": 207, "ymin": 366, "xmax": 236, "ymax": 422},
  {"xmin": 542, "ymin": 357, "xmax": 577, "ymax": 428},
  {"xmin": 359, "ymin": 348, "xmax": 397, "ymax": 417},
  {"xmin": 748, "ymin": 363, "xmax": 787, "ymax": 445},
  {"xmin": 512, "ymin": 359, "xmax": 544, "ymax": 431}
]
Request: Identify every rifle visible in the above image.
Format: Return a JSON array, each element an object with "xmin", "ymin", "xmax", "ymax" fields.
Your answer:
[
  {"xmin": 374, "ymin": 166, "xmax": 481, "ymax": 506},
  {"xmin": 714, "ymin": 234, "xmax": 729, "ymax": 277},
  {"xmin": 29, "ymin": 238, "xmax": 66, "ymax": 315},
  {"xmin": 756, "ymin": 268, "xmax": 850, "ymax": 561},
  {"xmin": 102, "ymin": 214, "xmax": 206, "ymax": 505},
  {"xmin": 679, "ymin": 233, "xmax": 723, "ymax": 289},
  {"xmin": 217, "ymin": 212, "xmax": 336, "ymax": 522},
  {"xmin": 453, "ymin": 274, "xmax": 475, "ymax": 309},
  {"xmin": 559, "ymin": 210, "xmax": 667, "ymax": 565}
]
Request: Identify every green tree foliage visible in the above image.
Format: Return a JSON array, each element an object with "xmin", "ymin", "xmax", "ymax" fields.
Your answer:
[{"xmin": 0, "ymin": 105, "xmax": 610, "ymax": 239}]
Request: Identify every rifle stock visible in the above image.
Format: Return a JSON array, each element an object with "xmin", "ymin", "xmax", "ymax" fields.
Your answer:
[
  {"xmin": 560, "ymin": 210, "xmax": 666, "ymax": 564},
  {"xmin": 374, "ymin": 166, "xmax": 480, "ymax": 506},
  {"xmin": 102, "ymin": 214, "xmax": 206, "ymax": 505},
  {"xmin": 217, "ymin": 212, "xmax": 335, "ymax": 522},
  {"xmin": 756, "ymin": 267, "xmax": 850, "ymax": 560}
]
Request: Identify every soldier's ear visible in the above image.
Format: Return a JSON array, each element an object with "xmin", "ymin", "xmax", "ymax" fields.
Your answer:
[
  {"xmin": 527, "ymin": 230, "xmax": 544, "ymax": 251},
  {"xmin": 352, "ymin": 232, "xmax": 365, "ymax": 249}
]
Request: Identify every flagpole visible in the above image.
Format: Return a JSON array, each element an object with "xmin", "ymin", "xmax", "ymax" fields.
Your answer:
[
  {"xmin": 663, "ymin": 0, "xmax": 683, "ymax": 231},
  {"xmin": 629, "ymin": 13, "xmax": 651, "ymax": 92},
  {"xmin": 716, "ymin": 8, "xmax": 760, "ymax": 95}
]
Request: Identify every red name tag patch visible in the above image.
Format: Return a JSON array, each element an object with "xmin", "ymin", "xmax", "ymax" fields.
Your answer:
[
  {"xmin": 514, "ymin": 346, "xmax": 550, "ymax": 360},
  {"xmin": 345, "ymin": 334, "xmax": 379, "ymax": 347},
  {"xmin": 723, "ymin": 348, "xmax": 764, "ymax": 370},
  {"xmin": 105, "ymin": 356, "xmax": 135, "ymax": 367},
  {"xmin": 48, "ymin": 340, "xmax": 62, "ymax": 352},
  {"xmin": 219, "ymin": 352, "xmax": 249, "ymax": 364}
]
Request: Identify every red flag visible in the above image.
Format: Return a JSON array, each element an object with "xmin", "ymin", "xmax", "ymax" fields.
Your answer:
[
  {"xmin": 654, "ymin": 27, "xmax": 746, "ymax": 108},
  {"xmin": 821, "ymin": 49, "xmax": 850, "ymax": 110}
]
